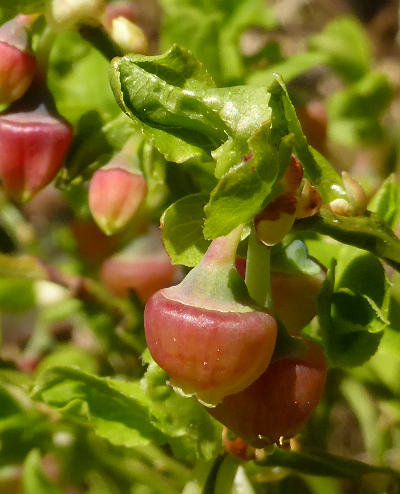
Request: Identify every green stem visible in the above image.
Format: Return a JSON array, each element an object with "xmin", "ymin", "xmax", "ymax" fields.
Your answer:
[
  {"xmin": 0, "ymin": 193, "xmax": 36, "ymax": 250},
  {"xmin": 92, "ymin": 448, "xmax": 181, "ymax": 494},
  {"xmin": 245, "ymin": 229, "xmax": 272, "ymax": 310},
  {"xmin": 133, "ymin": 444, "xmax": 191, "ymax": 482},
  {"xmin": 34, "ymin": 25, "xmax": 57, "ymax": 82}
]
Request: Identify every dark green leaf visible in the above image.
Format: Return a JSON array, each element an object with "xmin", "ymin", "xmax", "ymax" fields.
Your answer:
[{"xmin": 161, "ymin": 193, "xmax": 210, "ymax": 267}]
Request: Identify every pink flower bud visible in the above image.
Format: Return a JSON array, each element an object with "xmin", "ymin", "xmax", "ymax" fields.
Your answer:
[
  {"xmin": 0, "ymin": 84, "xmax": 73, "ymax": 202},
  {"xmin": 89, "ymin": 167, "xmax": 147, "ymax": 235},
  {"xmin": 100, "ymin": 228, "xmax": 176, "ymax": 302},
  {"xmin": 0, "ymin": 16, "xmax": 36, "ymax": 105},
  {"xmin": 102, "ymin": 1, "xmax": 138, "ymax": 31}
]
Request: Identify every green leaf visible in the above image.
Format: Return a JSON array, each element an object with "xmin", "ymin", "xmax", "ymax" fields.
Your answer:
[
  {"xmin": 59, "ymin": 114, "xmax": 137, "ymax": 187},
  {"xmin": 203, "ymin": 130, "xmax": 292, "ymax": 239},
  {"xmin": 327, "ymin": 72, "xmax": 392, "ymax": 147},
  {"xmin": 159, "ymin": 2, "xmax": 222, "ymax": 83},
  {"xmin": 317, "ymin": 258, "xmax": 385, "ymax": 368},
  {"xmin": 247, "ymin": 51, "xmax": 328, "ymax": 87},
  {"xmin": 296, "ymin": 208, "xmax": 400, "ymax": 272},
  {"xmin": 256, "ymin": 446, "xmax": 397, "ymax": 481},
  {"xmin": 110, "ymin": 46, "xmax": 271, "ymax": 174},
  {"xmin": 32, "ymin": 367, "xmax": 166, "ymax": 448},
  {"xmin": 35, "ymin": 345, "xmax": 99, "ymax": 376},
  {"xmin": 49, "ymin": 32, "xmax": 120, "ymax": 126},
  {"xmin": 268, "ymin": 76, "xmax": 346, "ymax": 203},
  {"xmin": 217, "ymin": 0, "xmax": 276, "ymax": 84},
  {"xmin": 0, "ymin": 278, "xmax": 35, "ymax": 312},
  {"xmin": 271, "ymin": 239, "xmax": 325, "ymax": 276},
  {"xmin": 0, "ymin": 254, "xmax": 47, "ymax": 280},
  {"xmin": 0, "ymin": 1, "xmax": 44, "ymax": 22},
  {"xmin": 23, "ymin": 450, "xmax": 62, "ymax": 494},
  {"xmin": 308, "ymin": 17, "xmax": 372, "ymax": 82},
  {"xmin": 159, "ymin": 0, "xmax": 276, "ymax": 84},
  {"xmin": 368, "ymin": 174, "xmax": 400, "ymax": 229},
  {"xmin": 161, "ymin": 193, "xmax": 210, "ymax": 267},
  {"xmin": 141, "ymin": 362, "xmax": 222, "ymax": 461}
]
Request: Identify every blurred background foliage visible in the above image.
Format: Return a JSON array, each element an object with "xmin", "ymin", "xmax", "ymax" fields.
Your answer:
[{"xmin": 0, "ymin": 0, "xmax": 400, "ymax": 493}]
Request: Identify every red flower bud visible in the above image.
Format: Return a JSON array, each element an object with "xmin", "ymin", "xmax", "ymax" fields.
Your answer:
[
  {"xmin": 208, "ymin": 338, "xmax": 327, "ymax": 447},
  {"xmin": 70, "ymin": 220, "xmax": 122, "ymax": 266},
  {"xmin": 145, "ymin": 227, "xmax": 277, "ymax": 406},
  {"xmin": 0, "ymin": 83, "xmax": 73, "ymax": 202},
  {"xmin": 100, "ymin": 228, "xmax": 176, "ymax": 302},
  {"xmin": 0, "ymin": 15, "xmax": 36, "ymax": 105},
  {"xmin": 89, "ymin": 167, "xmax": 147, "ymax": 235}
]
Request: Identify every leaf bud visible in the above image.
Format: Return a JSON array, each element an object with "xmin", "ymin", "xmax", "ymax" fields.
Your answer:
[
  {"xmin": 0, "ymin": 83, "xmax": 73, "ymax": 202},
  {"xmin": 0, "ymin": 15, "xmax": 36, "ymax": 105},
  {"xmin": 46, "ymin": 0, "xmax": 105, "ymax": 31},
  {"xmin": 102, "ymin": 1, "xmax": 138, "ymax": 32},
  {"xmin": 342, "ymin": 171, "xmax": 368, "ymax": 215},
  {"xmin": 295, "ymin": 179, "xmax": 322, "ymax": 219},
  {"xmin": 282, "ymin": 155, "xmax": 303, "ymax": 195},
  {"xmin": 109, "ymin": 16, "xmax": 148, "ymax": 54}
]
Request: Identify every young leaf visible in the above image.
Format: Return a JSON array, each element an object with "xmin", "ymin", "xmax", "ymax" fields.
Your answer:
[
  {"xmin": 268, "ymin": 76, "xmax": 346, "ymax": 203},
  {"xmin": 161, "ymin": 193, "xmax": 210, "ymax": 267},
  {"xmin": 203, "ymin": 129, "xmax": 292, "ymax": 239},
  {"xmin": 23, "ymin": 450, "xmax": 62, "ymax": 494},
  {"xmin": 110, "ymin": 45, "xmax": 272, "ymax": 174}
]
